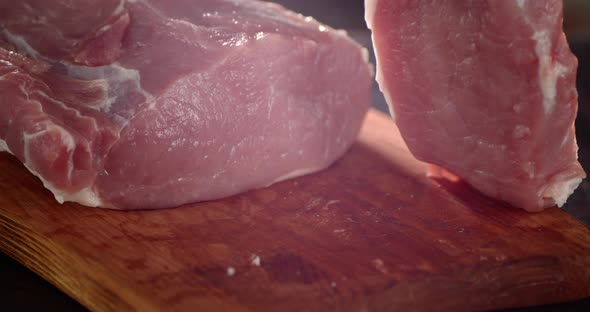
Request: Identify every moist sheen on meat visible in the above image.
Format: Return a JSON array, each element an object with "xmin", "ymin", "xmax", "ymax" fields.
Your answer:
[
  {"xmin": 366, "ymin": 0, "xmax": 586, "ymax": 212},
  {"xmin": 0, "ymin": 0, "xmax": 372, "ymax": 209}
]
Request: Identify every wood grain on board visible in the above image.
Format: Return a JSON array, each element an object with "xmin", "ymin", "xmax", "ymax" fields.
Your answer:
[{"xmin": 1, "ymin": 109, "xmax": 589, "ymax": 311}]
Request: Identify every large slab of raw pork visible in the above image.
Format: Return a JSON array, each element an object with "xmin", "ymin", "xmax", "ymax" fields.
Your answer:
[
  {"xmin": 366, "ymin": 0, "xmax": 586, "ymax": 212},
  {"xmin": 0, "ymin": 0, "xmax": 372, "ymax": 209}
]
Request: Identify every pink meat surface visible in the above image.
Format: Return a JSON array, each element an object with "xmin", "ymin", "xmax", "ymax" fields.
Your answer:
[
  {"xmin": 0, "ymin": 0, "xmax": 372, "ymax": 209},
  {"xmin": 366, "ymin": 0, "xmax": 586, "ymax": 212}
]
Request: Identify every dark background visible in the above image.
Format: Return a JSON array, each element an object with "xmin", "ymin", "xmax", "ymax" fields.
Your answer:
[{"xmin": 2, "ymin": 0, "xmax": 589, "ymax": 311}]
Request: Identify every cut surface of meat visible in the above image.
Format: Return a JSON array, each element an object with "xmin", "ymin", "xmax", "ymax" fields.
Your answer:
[
  {"xmin": 0, "ymin": 0, "xmax": 372, "ymax": 209},
  {"xmin": 366, "ymin": 0, "xmax": 585, "ymax": 212}
]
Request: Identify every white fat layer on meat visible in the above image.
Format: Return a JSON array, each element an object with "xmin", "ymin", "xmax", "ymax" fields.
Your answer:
[
  {"xmin": 36, "ymin": 90, "xmax": 100, "ymax": 132},
  {"xmin": 114, "ymin": 0, "xmax": 125, "ymax": 15},
  {"xmin": 251, "ymin": 255, "xmax": 261, "ymax": 266},
  {"xmin": 374, "ymin": 54, "xmax": 395, "ymax": 121},
  {"xmin": 57, "ymin": 187, "xmax": 103, "ymax": 207},
  {"xmin": 561, "ymin": 131, "xmax": 570, "ymax": 147},
  {"xmin": 532, "ymin": 31, "xmax": 567, "ymax": 114},
  {"xmin": 0, "ymin": 138, "xmax": 12, "ymax": 155},
  {"xmin": 24, "ymin": 163, "xmax": 103, "ymax": 207},
  {"xmin": 1, "ymin": 30, "xmax": 41, "ymax": 59},
  {"xmin": 22, "ymin": 127, "xmax": 103, "ymax": 207},
  {"xmin": 364, "ymin": 0, "xmax": 378, "ymax": 29},
  {"xmin": 270, "ymin": 167, "xmax": 320, "ymax": 185},
  {"xmin": 523, "ymin": 162, "xmax": 535, "ymax": 179},
  {"xmin": 543, "ymin": 177, "xmax": 584, "ymax": 208},
  {"xmin": 518, "ymin": 3, "xmax": 567, "ymax": 115},
  {"xmin": 24, "ymin": 126, "xmax": 76, "ymax": 180},
  {"xmin": 98, "ymin": 1, "xmax": 128, "ymax": 35},
  {"xmin": 66, "ymin": 62, "xmax": 153, "ymax": 112}
]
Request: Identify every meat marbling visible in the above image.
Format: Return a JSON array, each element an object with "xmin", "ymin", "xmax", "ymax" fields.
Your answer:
[
  {"xmin": 0, "ymin": 0, "xmax": 372, "ymax": 209},
  {"xmin": 366, "ymin": 0, "xmax": 586, "ymax": 212}
]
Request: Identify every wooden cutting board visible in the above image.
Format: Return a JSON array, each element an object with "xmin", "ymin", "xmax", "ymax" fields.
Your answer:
[{"xmin": 1, "ymin": 109, "xmax": 589, "ymax": 312}]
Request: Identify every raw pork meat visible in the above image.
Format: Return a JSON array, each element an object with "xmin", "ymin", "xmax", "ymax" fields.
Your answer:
[
  {"xmin": 366, "ymin": 0, "xmax": 585, "ymax": 212},
  {"xmin": 0, "ymin": 0, "xmax": 372, "ymax": 209}
]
